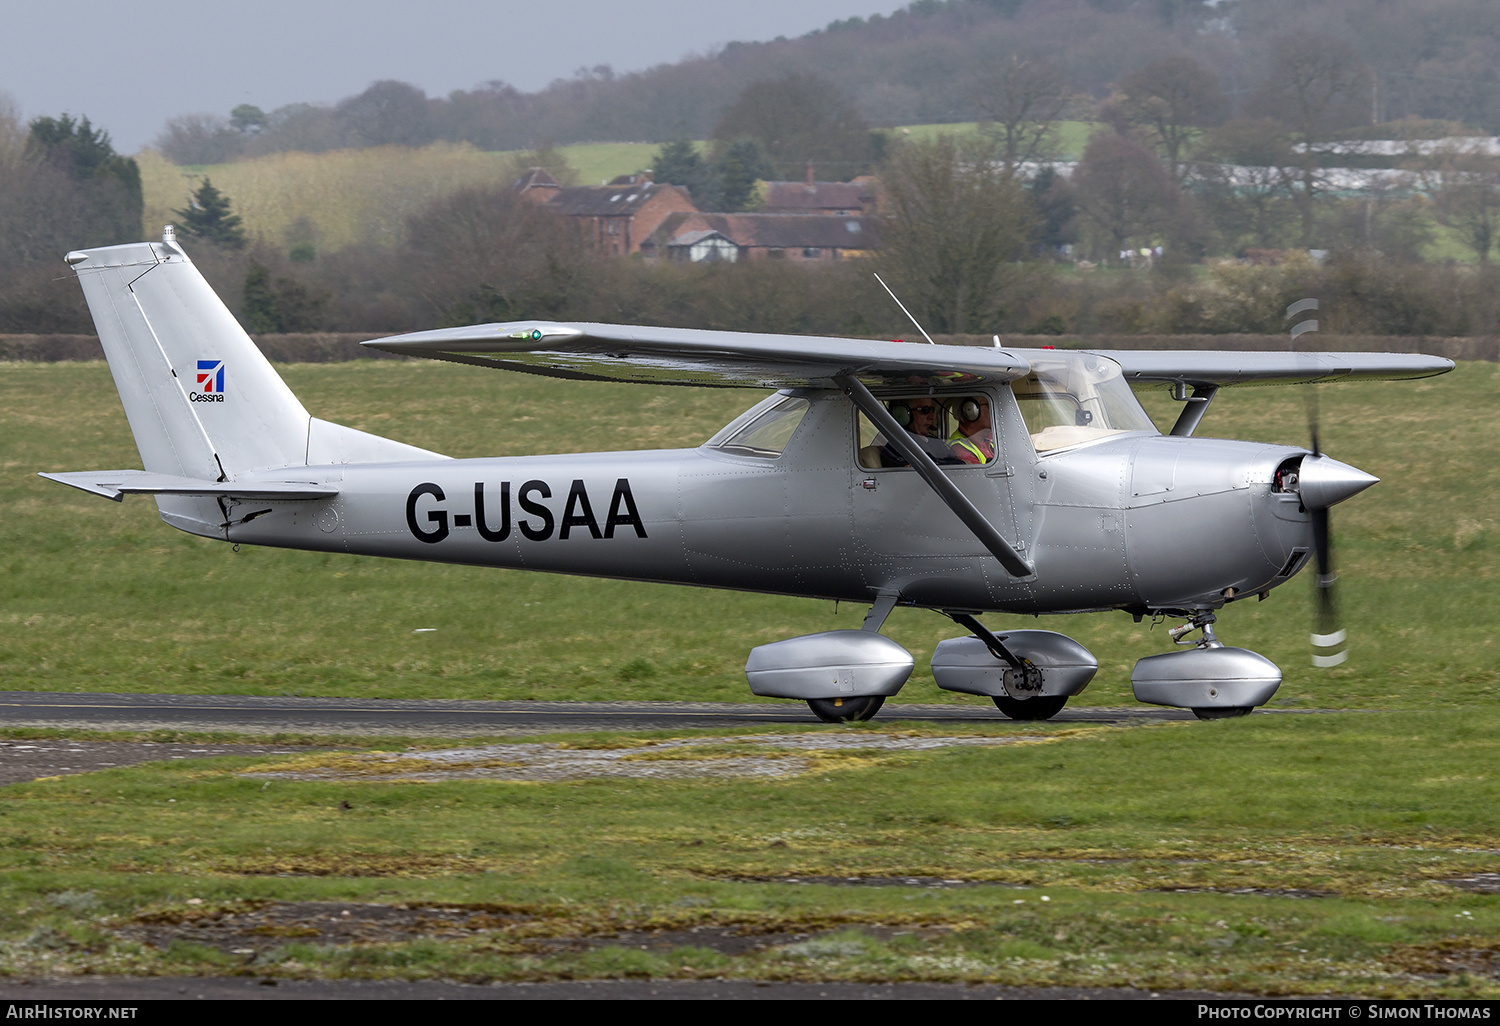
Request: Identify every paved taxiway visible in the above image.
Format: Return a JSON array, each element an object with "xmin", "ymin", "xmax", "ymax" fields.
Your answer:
[{"xmin": 0, "ymin": 691, "xmax": 1255, "ymax": 736}]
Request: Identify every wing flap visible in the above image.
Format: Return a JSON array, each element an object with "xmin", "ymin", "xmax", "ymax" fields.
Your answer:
[
  {"xmin": 362, "ymin": 322, "xmax": 1032, "ymax": 389},
  {"xmin": 40, "ymin": 471, "xmax": 338, "ymax": 502}
]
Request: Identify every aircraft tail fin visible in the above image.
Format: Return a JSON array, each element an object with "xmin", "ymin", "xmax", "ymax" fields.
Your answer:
[{"xmin": 61, "ymin": 228, "xmax": 443, "ymax": 534}]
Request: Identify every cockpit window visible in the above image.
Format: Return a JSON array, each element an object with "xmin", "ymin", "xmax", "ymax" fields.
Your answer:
[
  {"xmin": 1014, "ymin": 354, "xmax": 1158, "ymax": 453},
  {"xmin": 709, "ymin": 395, "xmax": 809, "ymax": 458},
  {"xmin": 857, "ymin": 395, "xmax": 994, "ymax": 469}
]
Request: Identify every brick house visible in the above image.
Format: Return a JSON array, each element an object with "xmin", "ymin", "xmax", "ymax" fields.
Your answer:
[{"xmin": 514, "ymin": 171, "xmax": 699, "ymax": 256}]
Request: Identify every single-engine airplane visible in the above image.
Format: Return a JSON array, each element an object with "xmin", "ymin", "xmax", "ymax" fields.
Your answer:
[{"xmin": 42, "ymin": 230, "xmax": 1453, "ymax": 722}]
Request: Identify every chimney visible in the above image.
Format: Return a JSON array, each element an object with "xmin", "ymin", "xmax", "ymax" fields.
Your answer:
[{"xmin": 805, "ymin": 161, "xmax": 815, "ymax": 187}]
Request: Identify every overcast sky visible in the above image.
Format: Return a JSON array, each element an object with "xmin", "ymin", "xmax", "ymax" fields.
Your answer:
[{"xmin": 0, "ymin": 0, "xmax": 907, "ymax": 153}]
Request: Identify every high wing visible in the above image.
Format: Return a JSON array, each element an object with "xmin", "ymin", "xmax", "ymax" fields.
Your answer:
[
  {"xmin": 362, "ymin": 322, "xmax": 1453, "ymax": 390},
  {"xmin": 1091, "ymin": 349, "xmax": 1453, "ymax": 386},
  {"xmin": 361, "ymin": 322, "xmax": 1032, "ymax": 389}
]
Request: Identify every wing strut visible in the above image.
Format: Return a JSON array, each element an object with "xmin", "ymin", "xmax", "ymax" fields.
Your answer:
[
  {"xmin": 835, "ymin": 375, "xmax": 1035, "ymax": 579},
  {"xmin": 945, "ymin": 612, "xmax": 1026, "ymax": 669},
  {"xmin": 1169, "ymin": 384, "xmax": 1218, "ymax": 437}
]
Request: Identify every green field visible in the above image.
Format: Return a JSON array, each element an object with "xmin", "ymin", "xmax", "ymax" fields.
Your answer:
[{"xmin": 2, "ymin": 357, "xmax": 1497, "ymax": 994}]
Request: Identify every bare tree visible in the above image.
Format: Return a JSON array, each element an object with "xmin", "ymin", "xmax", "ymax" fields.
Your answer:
[
  {"xmin": 1071, "ymin": 132, "xmax": 1182, "ymax": 261},
  {"xmin": 504, "ymin": 144, "xmax": 580, "ymax": 187},
  {"xmin": 973, "ymin": 56, "xmax": 1071, "ymax": 178},
  {"xmin": 1248, "ymin": 34, "xmax": 1371, "ymax": 248},
  {"xmin": 878, "ymin": 136, "xmax": 1037, "ymax": 334},
  {"xmin": 1425, "ymin": 148, "xmax": 1500, "ymax": 264},
  {"xmin": 154, "ymin": 113, "xmax": 246, "ymax": 165},
  {"xmin": 1194, "ymin": 118, "xmax": 1299, "ymax": 251},
  {"xmin": 1106, "ymin": 56, "xmax": 1227, "ymax": 184},
  {"xmin": 406, "ymin": 185, "xmax": 593, "ymax": 325},
  {"xmin": 0, "ymin": 93, "xmax": 27, "ymax": 168},
  {"xmin": 251, "ymin": 103, "xmax": 343, "ymax": 155},
  {"xmin": 712, "ymin": 73, "xmax": 879, "ymax": 180},
  {"xmin": 337, "ymin": 80, "xmax": 434, "ymax": 149}
]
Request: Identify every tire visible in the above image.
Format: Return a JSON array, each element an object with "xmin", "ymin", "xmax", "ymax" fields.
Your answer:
[
  {"xmin": 1192, "ymin": 706, "xmax": 1254, "ymax": 720},
  {"xmin": 992, "ymin": 695, "xmax": 1068, "ymax": 720},
  {"xmin": 807, "ymin": 695, "xmax": 886, "ymax": 723}
]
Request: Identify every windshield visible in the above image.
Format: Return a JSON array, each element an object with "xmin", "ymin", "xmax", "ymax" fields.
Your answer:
[{"xmin": 1014, "ymin": 353, "xmax": 1157, "ymax": 453}]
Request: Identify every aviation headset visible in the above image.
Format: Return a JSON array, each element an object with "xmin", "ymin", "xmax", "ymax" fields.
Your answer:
[
  {"xmin": 955, "ymin": 396, "xmax": 986, "ymax": 424},
  {"xmin": 891, "ymin": 398, "xmax": 986, "ymax": 427}
]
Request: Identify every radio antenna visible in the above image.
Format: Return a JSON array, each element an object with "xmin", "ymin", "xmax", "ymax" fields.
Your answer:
[{"xmin": 873, "ymin": 272, "xmax": 936, "ymax": 345}]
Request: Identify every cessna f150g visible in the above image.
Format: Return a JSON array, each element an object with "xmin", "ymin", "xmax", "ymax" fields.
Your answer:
[{"xmin": 43, "ymin": 231, "xmax": 1453, "ymax": 722}]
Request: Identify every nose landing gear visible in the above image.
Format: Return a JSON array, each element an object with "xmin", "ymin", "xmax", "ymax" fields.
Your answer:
[{"xmin": 1133, "ymin": 611, "xmax": 1282, "ymax": 719}]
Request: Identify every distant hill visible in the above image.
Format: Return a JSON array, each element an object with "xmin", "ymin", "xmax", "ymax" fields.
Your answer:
[{"xmin": 153, "ymin": 0, "xmax": 1500, "ymax": 164}]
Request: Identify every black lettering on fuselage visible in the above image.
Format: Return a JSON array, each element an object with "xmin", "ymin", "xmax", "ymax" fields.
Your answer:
[
  {"xmin": 474, "ymin": 481, "xmax": 510, "ymax": 541},
  {"xmin": 560, "ymin": 479, "xmax": 602, "ymax": 539},
  {"xmin": 517, "ymin": 480, "xmax": 554, "ymax": 541},
  {"xmin": 605, "ymin": 478, "xmax": 647, "ymax": 538},
  {"xmin": 407, "ymin": 479, "xmax": 645, "ymax": 543},
  {"xmin": 406, "ymin": 483, "xmax": 449, "ymax": 543}
]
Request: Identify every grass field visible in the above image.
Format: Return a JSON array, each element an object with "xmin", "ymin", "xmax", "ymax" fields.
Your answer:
[{"xmin": 2, "ymin": 357, "xmax": 1497, "ymax": 993}]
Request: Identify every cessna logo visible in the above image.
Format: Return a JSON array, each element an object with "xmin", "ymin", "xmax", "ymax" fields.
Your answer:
[
  {"xmin": 406, "ymin": 479, "xmax": 647, "ymax": 544},
  {"xmin": 191, "ymin": 360, "xmax": 225, "ymax": 401}
]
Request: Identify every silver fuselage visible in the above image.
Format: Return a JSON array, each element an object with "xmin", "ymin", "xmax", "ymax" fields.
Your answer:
[{"xmin": 207, "ymin": 389, "xmax": 1311, "ymax": 616}]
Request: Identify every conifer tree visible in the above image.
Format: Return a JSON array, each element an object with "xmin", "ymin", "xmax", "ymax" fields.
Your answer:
[{"xmin": 174, "ymin": 178, "xmax": 246, "ymax": 248}]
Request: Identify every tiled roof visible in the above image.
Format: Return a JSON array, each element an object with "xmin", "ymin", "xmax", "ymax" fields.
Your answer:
[
  {"xmin": 668, "ymin": 229, "xmax": 728, "ymax": 247},
  {"xmin": 761, "ymin": 180, "xmax": 876, "ymax": 213},
  {"xmin": 511, "ymin": 167, "xmax": 561, "ymax": 191},
  {"xmin": 547, "ymin": 182, "xmax": 680, "ymax": 217}
]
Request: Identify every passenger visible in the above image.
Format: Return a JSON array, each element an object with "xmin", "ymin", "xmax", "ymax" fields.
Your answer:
[{"xmin": 948, "ymin": 395, "xmax": 994, "ymax": 465}]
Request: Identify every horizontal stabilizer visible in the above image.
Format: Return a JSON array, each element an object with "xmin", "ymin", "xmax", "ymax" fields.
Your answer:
[{"xmin": 40, "ymin": 470, "xmax": 338, "ymax": 502}]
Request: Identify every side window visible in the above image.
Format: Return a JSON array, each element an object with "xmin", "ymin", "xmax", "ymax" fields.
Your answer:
[
  {"xmin": 856, "ymin": 396, "xmax": 993, "ymax": 469},
  {"xmin": 712, "ymin": 396, "xmax": 810, "ymax": 458}
]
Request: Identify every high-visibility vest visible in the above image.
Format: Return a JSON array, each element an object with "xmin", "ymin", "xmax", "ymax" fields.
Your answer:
[{"xmin": 951, "ymin": 430, "xmax": 994, "ymax": 465}]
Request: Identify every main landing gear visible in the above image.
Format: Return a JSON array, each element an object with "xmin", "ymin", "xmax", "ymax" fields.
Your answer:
[
  {"xmin": 931, "ymin": 612, "xmax": 1099, "ymax": 721},
  {"xmin": 991, "ymin": 694, "xmax": 1069, "ymax": 721},
  {"xmin": 807, "ymin": 695, "xmax": 887, "ymax": 723}
]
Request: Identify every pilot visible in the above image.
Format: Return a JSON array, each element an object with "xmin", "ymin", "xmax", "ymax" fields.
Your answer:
[
  {"xmin": 948, "ymin": 395, "xmax": 994, "ymax": 465},
  {"xmin": 881, "ymin": 400, "xmax": 959, "ymax": 466}
]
